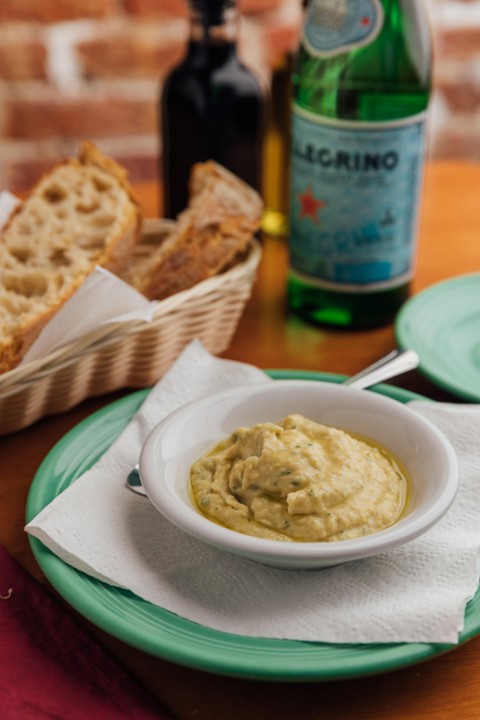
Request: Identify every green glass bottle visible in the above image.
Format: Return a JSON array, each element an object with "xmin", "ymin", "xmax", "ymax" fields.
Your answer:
[{"xmin": 288, "ymin": 0, "xmax": 432, "ymax": 328}]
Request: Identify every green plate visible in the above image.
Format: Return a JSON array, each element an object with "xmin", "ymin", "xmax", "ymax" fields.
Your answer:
[
  {"xmin": 396, "ymin": 273, "xmax": 480, "ymax": 401},
  {"xmin": 26, "ymin": 371, "xmax": 480, "ymax": 681}
]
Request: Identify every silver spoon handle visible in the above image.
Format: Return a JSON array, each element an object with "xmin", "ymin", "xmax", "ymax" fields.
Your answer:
[{"xmin": 342, "ymin": 349, "xmax": 419, "ymax": 389}]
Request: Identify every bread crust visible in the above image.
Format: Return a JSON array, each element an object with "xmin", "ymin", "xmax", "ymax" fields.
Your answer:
[
  {"xmin": 0, "ymin": 142, "xmax": 142, "ymax": 373},
  {"xmin": 120, "ymin": 161, "xmax": 263, "ymax": 300}
]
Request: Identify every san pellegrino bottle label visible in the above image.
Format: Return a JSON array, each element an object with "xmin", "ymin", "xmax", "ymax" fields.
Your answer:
[
  {"xmin": 290, "ymin": 106, "xmax": 427, "ymax": 290},
  {"xmin": 304, "ymin": 0, "xmax": 384, "ymax": 58}
]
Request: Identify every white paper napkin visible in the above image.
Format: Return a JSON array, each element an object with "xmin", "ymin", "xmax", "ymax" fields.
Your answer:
[
  {"xmin": 20, "ymin": 267, "xmax": 157, "ymax": 365},
  {"xmin": 0, "ymin": 191, "xmax": 20, "ymax": 230},
  {"xmin": 25, "ymin": 340, "xmax": 480, "ymax": 644}
]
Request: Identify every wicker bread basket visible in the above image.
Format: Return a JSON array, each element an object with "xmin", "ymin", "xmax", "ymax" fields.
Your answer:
[{"xmin": 0, "ymin": 218, "xmax": 262, "ymax": 435}]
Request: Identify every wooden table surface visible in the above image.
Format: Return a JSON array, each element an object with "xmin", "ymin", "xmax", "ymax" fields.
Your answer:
[{"xmin": 2, "ymin": 161, "xmax": 480, "ymax": 720}]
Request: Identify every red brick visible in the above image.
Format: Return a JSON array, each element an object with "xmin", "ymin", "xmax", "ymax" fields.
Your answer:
[
  {"xmin": 4, "ymin": 93, "xmax": 157, "ymax": 140},
  {"xmin": 241, "ymin": 0, "xmax": 303, "ymax": 67},
  {"xmin": 0, "ymin": 0, "xmax": 115, "ymax": 23},
  {"xmin": 240, "ymin": 0, "xmax": 285, "ymax": 14},
  {"xmin": 0, "ymin": 32, "xmax": 47, "ymax": 80},
  {"xmin": 259, "ymin": 17, "xmax": 301, "ymax": 65},
  {"xmin": 76, "ymin": 28, "xmax": 186, "ymax": 80},
  {"xmin": 438, "ymin": 81, "xmax": 480, "ymax": 113},
  {"xmin": 3, "ymin": 155, "xmax": 62, "ymax": 193},
  {"xmin": 1, "ymin": 142, "xmax": 159, "ymax": 192},
  {"xmin": 124, "ymin": 0, "xmax": 287, "ymax": 19},
  {"xmin": 113, "ymin": 150, "xmax": 157, "ymax": 183},
  {"xmin": 431, "ymin": 125, "xmax": 480, "ymax": 161},
  {"xmin": 436, "ymin": 27, "xmax": 480, "ymax": 59},
  {"xmin": 123, "ymin": 0, "xmax": 187, "ymax": 19}
]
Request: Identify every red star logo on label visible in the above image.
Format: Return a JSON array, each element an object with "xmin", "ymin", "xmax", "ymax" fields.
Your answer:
[{"xmin": 298, "ymin": 186, "xmax": 326, "ymax": 225}]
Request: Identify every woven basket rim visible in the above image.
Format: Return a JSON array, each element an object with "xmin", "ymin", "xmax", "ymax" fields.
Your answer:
[{"xmin": 0, "ymin": 239, "xmax": 262, "ymax": 399}]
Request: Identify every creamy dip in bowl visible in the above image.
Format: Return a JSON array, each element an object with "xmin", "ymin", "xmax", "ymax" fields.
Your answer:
[
  {"xmin": 139, "ymin": 380, "xmax": 459, "ymax": 569},
  {"xmin": 190, "ymin": 414, "xmax": 409, "ymax": 543}
]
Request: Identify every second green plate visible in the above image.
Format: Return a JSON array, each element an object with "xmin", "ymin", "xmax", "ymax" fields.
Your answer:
[{"xmin": 396, "ymin": 273, "xmax": 480, "ymax": 401}]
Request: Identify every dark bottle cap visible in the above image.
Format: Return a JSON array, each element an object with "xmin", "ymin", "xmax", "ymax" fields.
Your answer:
[{"xmin": 189, "ymin": 0, "xmax": 236, "ymax": 26}]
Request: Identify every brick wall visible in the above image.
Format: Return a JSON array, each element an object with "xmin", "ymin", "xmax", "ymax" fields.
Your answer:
[
  {"xmin": 427, "ymin": 0, "xmax": 480, "ymax": 160},
  {"xmin": 0, "ymin": 0, "xmax": 478, "ymax": 194}
]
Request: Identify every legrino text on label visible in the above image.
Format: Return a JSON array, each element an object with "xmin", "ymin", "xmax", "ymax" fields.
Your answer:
[{"xmin": 292, "ymin": 141, "xmax": 399, "ymax": 172}]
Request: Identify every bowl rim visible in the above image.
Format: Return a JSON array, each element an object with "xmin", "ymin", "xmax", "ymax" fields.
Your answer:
[{"xmin": 139, "ymin": 379, "xmax": 459, "ymax": 564}]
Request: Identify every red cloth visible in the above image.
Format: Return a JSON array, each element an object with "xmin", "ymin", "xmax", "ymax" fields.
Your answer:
[{"xmin": 0, "ymin": 546, "xmax": 176, "ymax": 719}]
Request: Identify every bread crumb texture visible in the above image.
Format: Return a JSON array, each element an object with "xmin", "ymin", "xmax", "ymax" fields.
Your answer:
[{"xmin": 0, "ymin": 142, "xmax": 141, "ymax": 372}]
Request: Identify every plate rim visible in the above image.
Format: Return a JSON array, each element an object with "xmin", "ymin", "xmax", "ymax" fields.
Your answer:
[
  {"xmin": 395, "ymin": 273, "xmax": 480, "ymax": 402},
  {"xmin": 26, "ymin": 370, "xmax": 478, "ymax": 681}
]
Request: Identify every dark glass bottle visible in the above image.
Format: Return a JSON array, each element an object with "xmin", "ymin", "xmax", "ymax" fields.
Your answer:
[
  {"xmin": 160, "ymin": 0, "xmax": 265, "ymax": 219},
  {"xmin": 288, "ymin": 0, "xmax": 432, "ymax": 328}
]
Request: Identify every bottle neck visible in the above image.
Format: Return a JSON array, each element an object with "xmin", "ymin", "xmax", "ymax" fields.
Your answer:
[{"xmin": 188, "ymin": 1, "xmax": 239, "ymax": 46}]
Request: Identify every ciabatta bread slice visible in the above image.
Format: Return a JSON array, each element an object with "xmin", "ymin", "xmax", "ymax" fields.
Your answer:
[
  {"xmin": 0, "ymin": 142, "xmax": 142, "ymax": 373},
  {"xmin": 119, "ymin": 161, "xmax": 262, "ymax": 300}
]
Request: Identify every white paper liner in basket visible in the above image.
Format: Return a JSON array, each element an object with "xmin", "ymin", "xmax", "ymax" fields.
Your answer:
[{"xmin": 0, "ymin": 219, "xmax": 262, "ymax": 435}]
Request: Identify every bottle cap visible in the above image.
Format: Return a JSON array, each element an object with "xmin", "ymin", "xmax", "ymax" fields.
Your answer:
[{"xmin": 190, "ymin": 0, "xmax": 235, "ymax": 25}]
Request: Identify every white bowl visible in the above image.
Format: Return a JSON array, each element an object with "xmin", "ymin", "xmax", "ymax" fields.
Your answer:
[{"xmin": 139, "ymin": 380, "xmax": 459, "ymax": 569}]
